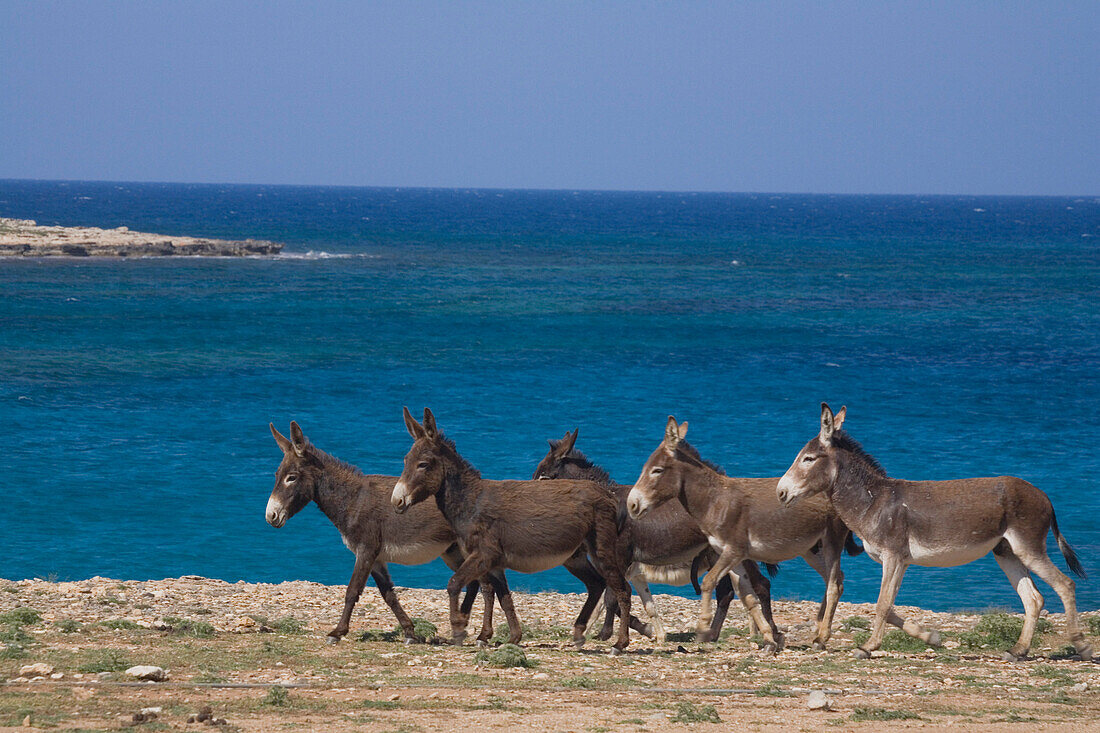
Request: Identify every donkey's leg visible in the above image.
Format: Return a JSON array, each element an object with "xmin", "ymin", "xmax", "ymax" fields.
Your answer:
[
  {"xmin": 728, "ymin": 566, "xmax": 780, "ymax": 652},
  {"xmin": 856, "ymin": 554, "xmax": 908, "ymax": 659},
  {"xmin": 329, "ymin": 550, "xmax": 380, "ymax": 643},
  {"xmin": 472, "ymin": 578, "xmax": 497, "ymax": 646},
  {"xmin": 562, "ymin": 550, "xmax": 608, "ymax": 648},
  {"xmin": 709, "ymin": 574, "xmax": 737, "ymax": 642},
  {"xmin": 589, "ymin": 507, "xmax": 633, "ymax": 654},
  {"xmin": 631, "ymin": 568, "xmax": 665, "ymax": 644},
  {"xmin": 736, "ymin": 561, "xmax": 782, "ymax": 650},
  {"xmin": 993, "ymin": 545, "xmax": 1045, "ymax": 661},
  {"xmin": 442, "ymin": 545, "xmax": 497, "ymax": 645},
  {"xmin": 695, "ymin": 548, "xmax": 739, "ymax": 642},
  {"xmin": 446, "ymin": 551, "xmax": 496, "ymax": 646},
  {"xmin": 1016, "ymin": 546, "xmax": 1092, "ymax": 660},
  {"xmin": 483, "ymin": 570, "xmax": 524, "ymax": 645},
  {"xmin": 811, "ymin": 528, "xmax": 846, "ymax": 650},
  {"xmin": 369, "ymin": 564, "xmax": 422, "ymax": 643}
]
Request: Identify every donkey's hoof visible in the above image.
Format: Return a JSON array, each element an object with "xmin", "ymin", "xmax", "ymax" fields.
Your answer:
[
  {"xmin": 852, "ymin": 647, "xmax": 871, "ymax": 660},
  {"xmin": 811, "ymin": 641, "xmax": 827, "ymax": 652},
  {"xmin": 451, "ymin": 631, "xmax": 467, "ymax": 646},
  {"xmin": 1077, "ymin": 644, "xmax": 1094, "ymax": 662},
  {"xmin": 926, "ymin": 630, "xmax": 943, "ymax": 647},
  {"xmin": 403, "ymin": 635, "xmax": 419, "ymax": 645},
  {"xmin": 573, "ymin": 638, "xmax": 586, "ymax": 650},
  {"xmin": 1001, "ymin": 651, "xmax": 1024, "ymax": 662},
  {"xmin": 610, "ymin": 646, "xmax": 623, "ymax": 656},
  {"xmin": 641, "ymin": 623, "xmax": 656, "ymax": 639},
  {"xmin": 475, "ymin": 639, "xmax": 488, "ymax": 648},
  {"xmin": 761, "ymin": 642, "xmax": 778, "ymax": 656},
  {"xmin": 325, "ymin": 634, "xmax": 343, "ymax": 646}
]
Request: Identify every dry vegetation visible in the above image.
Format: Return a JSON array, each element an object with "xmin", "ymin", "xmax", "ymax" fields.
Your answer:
[{"xmin": 3, "ymin": 576, "xmax": 1100, "ymax": 731}]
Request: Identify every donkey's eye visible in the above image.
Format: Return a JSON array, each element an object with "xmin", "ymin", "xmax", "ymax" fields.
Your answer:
[
  {"xmin": 802, "ymin": 455, "xmax": 816, "ymax": 463},
  {"xmin": 651, "ymin": 466, "xmax": 664, "ymax": 475},
  {"xmin": 417, "ymin": 461, "xmax": 430, "ymax": 470},
  {"xmin": 285, "ymin": 473, "xmax": 299, "ymax": 483}
]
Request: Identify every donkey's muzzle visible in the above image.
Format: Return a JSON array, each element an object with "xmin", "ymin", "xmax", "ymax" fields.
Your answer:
[{"xmin": 265, "ymin": 497, "xmax": 287, "ymax": 528}]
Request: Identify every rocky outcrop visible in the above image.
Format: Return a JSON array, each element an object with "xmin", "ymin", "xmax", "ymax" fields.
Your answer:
[{"xmin": 0, "ymin": 218, "xmax": 282, "ymax": 257}]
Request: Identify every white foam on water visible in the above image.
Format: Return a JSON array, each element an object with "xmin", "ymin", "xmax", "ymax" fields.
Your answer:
[{"xmin": 274, "ymin": 250, "xmax": 380, "ymax": 260}]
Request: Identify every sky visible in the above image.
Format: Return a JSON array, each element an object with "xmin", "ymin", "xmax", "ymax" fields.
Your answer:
[{"xmin": 1, "ymin": 2, "xmax": 1098, "ymax": 195}]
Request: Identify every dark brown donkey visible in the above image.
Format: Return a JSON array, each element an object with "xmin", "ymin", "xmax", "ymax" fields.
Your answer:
[
  {"xmin": 778, "ymin": 403, "xmax": 1091, "ymax": 661},
  {"xmin": 627, "ymin": 417, "xmax": 851, "ymax": 652},
  {"xmin": 392, "ymin": 408, "xmax": 635, "ymax": 653},
  {"xmin": 534, "ymin": 429, "xmax": 780, "ymax": 644},
  {"xmin": 267, "ymin": 422, "xmax": 500, "ymax": 644}
]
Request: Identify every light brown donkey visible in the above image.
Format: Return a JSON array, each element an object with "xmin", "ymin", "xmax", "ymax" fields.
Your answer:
[
  {"xmin": 392, "ymin": 408, "xmax": 634, "ymax": 653},
  {"xmin": 626, "ymin": 417, "xmax": 850, "ymax": 652},
  {"xmin": 777, "ymin": 403, "xmax": 1091, "ymax": 661},
  {"xmin": 267, "ymin": 422, "xmax": 503, "ymax": 644}
]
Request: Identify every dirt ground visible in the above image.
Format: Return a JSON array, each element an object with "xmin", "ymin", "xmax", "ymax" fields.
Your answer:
[{"xmin": 2, "ymin": 576, "xmax": 1100, "ymax": 732}]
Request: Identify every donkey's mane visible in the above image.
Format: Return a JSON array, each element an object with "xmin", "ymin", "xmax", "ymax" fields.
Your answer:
[
  {"xmin": 548, "ymin": 440, "xmax": 613, "ymax": 485},
  {"xmin": 313, "ymin": 446, "xmax": 367, "ymax": 480},
  {"xmin": 833, "ymin": 430, "xmax": 887, "ymax": 477},
  {"xmin": 436, "ymin": 432, "xmax": 482, "ymax": 479},
  {"xmin": 677, "ymin": 441, "xmax": 727, "ymax": 476}
]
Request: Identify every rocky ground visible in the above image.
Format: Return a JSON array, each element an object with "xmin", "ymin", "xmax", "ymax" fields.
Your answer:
[
  {"xmin": 0, "ymin": 218, "xmax": 281, "ymax": 257},
  {"xmin": 3, "ymin": 576, "xmax": 1100, "ymax": 731}
]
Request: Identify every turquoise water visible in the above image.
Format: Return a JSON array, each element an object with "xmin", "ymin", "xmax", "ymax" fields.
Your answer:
[{"xmin": 2, "ymin": 180, "xmax": 1099, "ymax": 612}]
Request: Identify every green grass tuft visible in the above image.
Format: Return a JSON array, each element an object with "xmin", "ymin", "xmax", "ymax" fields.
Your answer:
[
  {"xmin": 841, "ymin": 616, "xmax": 870, "ymax": 631},
  {"xmin": 0, "ymin": 608, "xmax": 41, "ymax": 626},
  {"xmin": 162, "ymin": 616, "xmax": 216, "ymax": 637},
  {"xmin": 850, "ymin": 707, "xmax": 922, "ymax": 721},
  {"xmin": 671, "ymin": 701, "xmax": 721, "ymax": 724},
  {"xmin": 78, "ymin": 648, "xmax": 130, "ymax": 673},
  {"xmin": 272, "ymin": 616, "xmax": 306, "ymax": 635},
  {"xmin": 262, "ymin": 685, "xmax": 289, "ymax": 706},
  {"xmin": 99, "ymin": 618, "xmax": 142, "ymax": 630},
  {"xmin": 1086, "ymin": 616, "xmax": 1100, "ymax": 637},
  {"xmin": 474, "ymin": 643, "xmax": 535, "ymax": 668},
  {"xmin": 958, "ymin": 613, "xmax": 1053, "ymax": 651},
  {"xmin": 56, "ymin": 619, "xmax": 83, "ymax": 633},
  {"xmin": 880, "ymin": 629, "xmax": 932, "ymax": 653}
]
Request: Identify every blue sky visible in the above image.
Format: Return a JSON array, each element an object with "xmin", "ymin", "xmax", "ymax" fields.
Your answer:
[{"xmin": 2, "ymin": 2, "xmax": 1097, "ymax": 194}]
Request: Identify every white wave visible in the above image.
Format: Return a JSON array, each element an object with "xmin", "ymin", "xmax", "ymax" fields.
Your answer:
[{"xmin": 274, "ymin": 250, "xmax": 380, "ymax": 260}]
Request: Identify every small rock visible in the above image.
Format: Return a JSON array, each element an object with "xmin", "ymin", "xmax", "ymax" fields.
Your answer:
[
  {"xmin": 50, "ymin": 672, "xmax": 64, "ymax": 680},
  {"xmin": 1071, "ymin": 682, "xmax": 1088, "ymax": 693},
  {"xmin": 141, "ymin": 707, "xmax": 163, "ymax": 715},
  {"xmin": 125, "ymin": 665, "xmax": 167, "ymax": 682},
  {"xmin": 533, "ymin": 672, "xmax": 550, "ymax": 680},
  {"xmin": 387, "ymin": 693, "xmax": 401, "ymax": 701},
  {"xmin": 807, "ymin": 690, "xmax": 830, "ymax": 711},
  {"xmin": 11, "ymin": 677, "xmax": 28, "ymax": 684},
  {"xmin": 19, "ymin": 663, "xmax": 54, "ymax": 677},
  {"xmin": 944, "ymin": 640, "xmax": 960, "ymax": 649},
  {"xmin": 22, "ymin": 714, "xmax": 31, "ymax": 727}
]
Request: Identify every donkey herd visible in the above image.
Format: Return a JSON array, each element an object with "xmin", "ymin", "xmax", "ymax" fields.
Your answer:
[{"xmin": 265, "ymin": 403, "xmax": 1092, "ymax": 662}]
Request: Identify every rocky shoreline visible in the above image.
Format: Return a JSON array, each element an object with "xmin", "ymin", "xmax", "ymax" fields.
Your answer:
[
  {"xmin": 0, "ymin": 218, "xmax": 282, "ymax": 257},
  {"xmin": 3, "ymin": 576, "xmax": 1100, "ymax": 731}
]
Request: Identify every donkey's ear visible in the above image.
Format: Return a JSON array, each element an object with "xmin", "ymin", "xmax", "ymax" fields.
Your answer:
[
  {"xmin": 664, "ymin": 416, "xmax": 685, "ymax": 449},
  {"xmin": 270, "ymin": 423, "xmax": 292, "ymax": 454},
  {"xmin": 819, "ymin": 403, "xmax": 836, "ymax": 442},
  {"xmin": 288, "ymin": 421, "xmax": 309, "ymax": 457},
  {"xmin": 422, "ymin": 407, "xmax": 438, "ymax": 438},
  {"xmin": 403, "ymin": 406, "xmax": 425, "ymax": 440},
  {"xmin": 832, "ymin": 405, "xmax": 847, "ymax": 432},
  {"xmin": 559, "ymin": 428, "xmax": 578, "ymax": 455}
]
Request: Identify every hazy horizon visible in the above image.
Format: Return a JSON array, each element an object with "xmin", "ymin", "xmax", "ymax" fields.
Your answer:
[{"xmin": 3, "ymin": 3, "xmax": 1098, "ymax": 196}]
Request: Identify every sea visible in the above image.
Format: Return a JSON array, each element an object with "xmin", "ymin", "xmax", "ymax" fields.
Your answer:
[{"xmin": 2, "ymin": 179, "xmax": 1098, "ymax": 613}]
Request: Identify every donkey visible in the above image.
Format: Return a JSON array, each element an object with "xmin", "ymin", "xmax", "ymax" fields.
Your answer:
[
  {"xmin": 392, "ymin": 407, "xmax": 635, "ymax": 653},
  {"xmin": 778, "ymin": 403, "xmax": 1092, "ymax": 661},
  {"xmin": 626, "ymin": 417, "xmax": 851, "ymax": 652},
  {"xmin": 534, "ymin": 429, "xmax": 780, "ymax": 644},
  {"xmin": 266, "ymin": 421, "xmax": 501, "ymax": 644}
]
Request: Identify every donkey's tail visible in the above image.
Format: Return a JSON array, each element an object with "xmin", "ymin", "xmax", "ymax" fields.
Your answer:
[
  {"xmin": 687, "ymin": 554, "xmax": 702, "ymax": 595},
  {"xmin": 844, "ymin": 531, "xmax": 865, "ymax": 557},
  {"xmin": 1051, "ymin": 509, "xmax": 1087, "ymax": 579}
]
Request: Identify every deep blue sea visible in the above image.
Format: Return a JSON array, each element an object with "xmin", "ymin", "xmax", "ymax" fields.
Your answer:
[{"xmin": 2, "ymin": 179, "xmax": 1099, "ymax": 613}]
